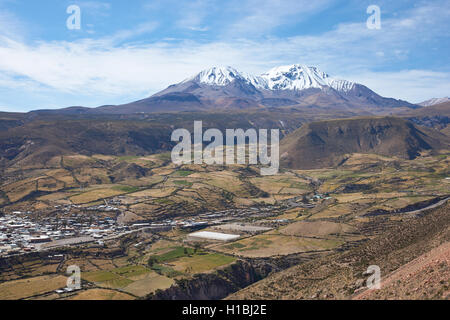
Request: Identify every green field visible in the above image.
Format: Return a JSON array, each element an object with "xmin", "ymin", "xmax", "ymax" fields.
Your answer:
[
  {"xmin": 175, "ymin": 170, "xmax": 194, "ymax": 177},
  {"xmin": 112, "ymin": 185, "xmax": 141, "ymax": 193},
  {"xmin": 81, "ymin": 264, "xmax": 175, "ymax": 296},
  {"xmin": 150, "ymin": 246, "xmax": 195, "ymax": 263}
]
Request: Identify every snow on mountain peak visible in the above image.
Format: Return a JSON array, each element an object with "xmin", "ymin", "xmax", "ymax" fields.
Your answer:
[
  {"xmin": 260, "ymin": 64, "xmax": 355, "ymax": 92},
  {"xmin": 190, "ymin": 66, "xmax": 261, "ymax": 87},
  {"xmin": 419, "ymin": 97, "xmax": 450, "ymax": 107},
  {"xmin": 195, "ymin": 66, "xmax": 240, "ymax": 86},
  {"xmin": 186, "ymin": 64, "xmax": 355, "ymax": 93}
]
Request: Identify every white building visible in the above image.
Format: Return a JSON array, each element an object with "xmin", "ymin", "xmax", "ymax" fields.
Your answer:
[{"xmin": 187, "ymin": 231, "xmax": 240, "ymax": 242}]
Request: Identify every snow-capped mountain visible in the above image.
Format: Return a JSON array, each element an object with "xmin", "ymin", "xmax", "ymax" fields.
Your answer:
[
  {"xmin": 259, "ymin": 65, "xmax": 355, "ymax": 92},
  {"xmin": 186, "ymin": 66, "xmax": 264, "ymax": 88},
  {"xmin": 419, "ymin": 97, "xmax": 450, "ymax": 107},
  {"xmin": 185, "ymin": 64, "xmax": 355, "ymax": 93},
  {"xmin": 95, "ymin": 64, "xmax": 418, "ymax": 114}
]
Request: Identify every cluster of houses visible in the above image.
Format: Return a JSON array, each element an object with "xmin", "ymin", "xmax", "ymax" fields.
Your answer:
[
  {"xmin": 0, "ymin": 211, "xmax": 124, "ymax": 257},
  {"xmin": 85, "ymin": 204, "xmax": 121, "ymax": 212},
  {"xmin": 0, "ymin": 195, "xmax": 313, "ymax": 257}
]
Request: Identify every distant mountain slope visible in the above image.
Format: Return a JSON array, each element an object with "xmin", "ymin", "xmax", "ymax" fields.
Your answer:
[
  {"xmin": 103, "ymin": 65, "xmax": 416, "ymax": 114},
  {"xmin": 32, "ymin": 65, "xmax": 418, "ymax": 115},
  {"xmin": 0, "ymin": 119, "xmax": 174, "ymax": 168},
  {"xmin": 0, "ymin": 110, "xmax": 316, "ymax": 168},
  {"xmin": 280, "ymin": 117, "xmax": 449, "ymax": 169},
  {"xmin": 419, "ymin": 97, "xmax": 450, "ymax": 107},
  {"xmin": 401, "ymin": 101, "xmax": 450, "ymax": 118},
  {"xmin": 442, "ymin": 126, "xmax": 450, "ymax": 137},
  {"xmin": 0, "ymin": 112, "xmax": 27, "ymax": 132},
  {"xmin": 399, "ymin": 101, "xmax": 450, "ymax": 131}
]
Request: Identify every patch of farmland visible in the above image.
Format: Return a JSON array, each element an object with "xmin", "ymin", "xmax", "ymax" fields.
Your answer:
[
  {"xmin": 280, "ymin": 221, "xmax": 356, "ymax": 237},
  {"xmin": 69, "ymin": 187, "xmax": 127, "ymax": 204},
  {"xmin": 68, "ymin": 289, "xmax": 134, "ymax": 300},
  {"xmin": 214, "ymin": 234, "xmax": 343, "ymax": 258},
  {"xmin": 0, "ymin": 275, "xmax": 67, "ymax": 300},
  {"xmin": 171, "ymin": 253, "xmax": 236, "ymax": 274},
  {"xmin": 129, "ymin": 187, "xmax": 177, "ymax": 198},
  {"xmin": 122, "ymin": 272, "xmax": 174, "ymax": 297}
]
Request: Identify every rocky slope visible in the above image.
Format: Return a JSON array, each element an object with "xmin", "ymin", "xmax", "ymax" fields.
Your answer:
[
  {"xmin": 280, "ymin": 117, "xmax": 449, "ymax": 169},
  {"xmin": 228, "ymin": 201, "xmax": 450, "ymax": 300},
  {"xmin": 400, "ymin": 101, "xmax": 450, "ymax": 131},
  {"xmin": 353, "ymin": 242, "xmax": 449, "ymax": 300}
]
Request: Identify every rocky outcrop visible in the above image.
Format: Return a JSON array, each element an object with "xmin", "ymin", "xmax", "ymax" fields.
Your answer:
[
  {"xmin": 148, "ymin": 260, "xmax": 270, "ymax": 300},
  {"xmin": 147, "ymin": 252, "xmax": 322, "ymax": 300}
]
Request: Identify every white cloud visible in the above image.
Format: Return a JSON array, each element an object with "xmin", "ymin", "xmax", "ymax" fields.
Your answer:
[
  {"xmin": 347, "ymin": 70, "xmax": 450, "ymax": 103},
  {"xmin": 104, "ymin": 22, "xmax": 159, "ymax": 44},
  {"xmin": 224, "ymin": 0, "xmax": 333, "ymax": 36},
  {"xmin": 4, "ymin": 34, "xmax": 448, "ymax": 105},
  {"xmin": 0, "ymin": 0, "xmax": 449, "ymax": 111},
  {"xmin": 176, "ymin": 0, "xmax": 211, "ymax": 31},
  {"xmin": 0, "ymin": 10, "xmax": 26, "ymax": 41}
]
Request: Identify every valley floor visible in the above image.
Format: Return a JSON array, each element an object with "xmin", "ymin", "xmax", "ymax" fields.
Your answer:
[{"xmin": 0, "ymin": 151, "xmax": 449, "ymax": 300}]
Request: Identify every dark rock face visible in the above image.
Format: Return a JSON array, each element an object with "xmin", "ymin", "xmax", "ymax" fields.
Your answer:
[
  {"xmin": 148, "ymin": 260, "xmax": 268, "ymax": 300},
  {"xmin": 0, "ymin": 119, "xmax": 24, "ymax": 132},
  {"xmin": 147, "ymin": 253, "xmax": 316, "ymax": 300}
]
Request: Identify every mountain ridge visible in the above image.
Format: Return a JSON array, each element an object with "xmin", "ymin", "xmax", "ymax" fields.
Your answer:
[
  {"xmin": 181, "ymin": 65, "xmax": 356, "ymax": 93},
  {"xmin": 419, "ymin": 97, "xmax": 450, "ymax": 107},
  {"xmin": 29, "ymin": 64, "xmax": 419, "ymax": 115}
]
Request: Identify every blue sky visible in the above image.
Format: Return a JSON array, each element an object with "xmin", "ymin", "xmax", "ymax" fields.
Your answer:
[{"xmin": 0, "ymin": 0, "xmax": 449, "ymax": 112}]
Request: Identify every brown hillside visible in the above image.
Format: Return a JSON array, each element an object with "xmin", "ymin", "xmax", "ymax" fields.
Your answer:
[
  {"xmin": 228, "ymin": 201, "xmax": 450, "ymax": 300},
  {"xmin": 399, "ymin": 101, "xmax": 450, "ymax": 118},
  {"xmin": 399, "ymin": 101, "xmax": 450, "ymax": 131},
  {"xmin": 280, "ymin": 117, "xmax": 449, "ymax": 169}
]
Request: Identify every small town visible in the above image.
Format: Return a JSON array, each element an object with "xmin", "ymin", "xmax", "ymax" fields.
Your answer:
[{"xmin": 0, "ymin": 193, "xmax": 322, "ymax": 257}]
